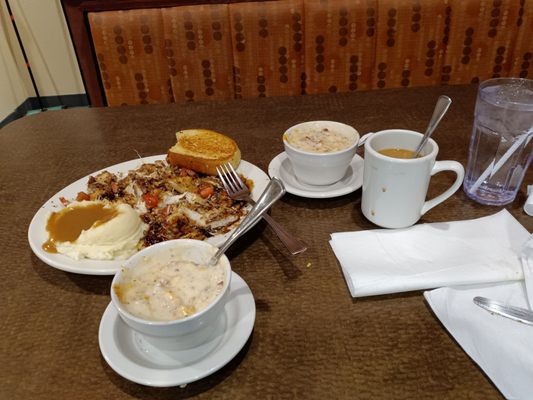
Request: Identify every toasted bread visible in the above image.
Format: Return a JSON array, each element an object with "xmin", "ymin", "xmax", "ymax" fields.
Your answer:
[{"xmin": 167, "ymin": 129, "xmax": 241, "ymax": 175}]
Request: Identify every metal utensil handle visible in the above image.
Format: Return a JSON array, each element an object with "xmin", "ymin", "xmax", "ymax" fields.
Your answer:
[
  {"xmin": 243, "ymin": 195, "xmax": 307, "ymax": 255},
  {"xmin": 473, "ymin": 296, "xmax": 533, "ymax": 326},
  {"xmin": 413, "ymin": 95, "xmax": 452, "ymax": 157},
  {"xmin": 209, "ymin": 177, "xmax": 286, "ymax": 264},
  {"xmin": 261, "ymin": 212, "xmax": 307, "ymax": 255}
]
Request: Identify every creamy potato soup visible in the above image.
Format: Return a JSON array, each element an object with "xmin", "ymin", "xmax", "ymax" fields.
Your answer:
[
  {"xmin": 285, "ymin": 127, "xmax": 355, "ymax": 153},
  {"xmin": 114, "ymin": 256, "xmax": 226, "ymax": 321}
]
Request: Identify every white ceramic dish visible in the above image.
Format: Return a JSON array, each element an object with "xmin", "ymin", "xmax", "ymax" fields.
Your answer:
[
  {"xmin": 283, "ymin": 120, "xmax": 359, "ymax": 185},
  {"xmin": 111, "ymin": 239, "xmax": 231, "ymax": 350},
  {"xmin": 268, "ymin": 152, "xmax": 363, "ymax": 199},
  {"xmin": 27, "ymin": 156, "xmax": 269, "ymax": 275},
  {"xmin": 99, "ymin": 272, "xmax": 255, "ymax": 387}
]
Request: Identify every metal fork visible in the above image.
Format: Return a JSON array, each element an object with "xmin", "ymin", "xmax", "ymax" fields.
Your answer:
[{"xmin": 217, "ymin": 163, "xmax": 307, "ymax": 255}]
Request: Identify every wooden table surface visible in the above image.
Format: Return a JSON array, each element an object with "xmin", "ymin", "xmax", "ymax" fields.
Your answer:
[{"xmin": 1, "ymin": 84, "xmax": 531, "ymax": 399}]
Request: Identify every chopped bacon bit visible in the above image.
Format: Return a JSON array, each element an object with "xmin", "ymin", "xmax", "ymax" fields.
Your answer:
[
  {"xmin": 160, "ymin": 205, "xmax": 171, "ymax": 216},
  {"xmin": 59, "ymin": 196, "xmax": 70, "ymax": 206},
  {"xmin": 179, "ymin": 168, "xmax": 197, "ymax": 177}
]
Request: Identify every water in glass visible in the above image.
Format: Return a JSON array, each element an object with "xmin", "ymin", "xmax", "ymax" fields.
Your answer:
[{"xmin": 463, "ymin": 78, "xmax": 533, "ymax": 205}]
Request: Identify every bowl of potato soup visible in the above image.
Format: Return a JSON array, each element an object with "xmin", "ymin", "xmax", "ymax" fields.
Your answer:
[
  {"xmin": 283, "ymin": 121, "xmax": 359, "ymax": 185},
  {"xmin": 111, "ymin": 239, "xmax": 231, "ymax": 350}
]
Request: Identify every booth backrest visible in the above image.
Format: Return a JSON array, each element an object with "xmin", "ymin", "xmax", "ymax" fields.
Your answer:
[{"xmin": 63, "ymin": 0, "xmax": 533, "ymax": 106}]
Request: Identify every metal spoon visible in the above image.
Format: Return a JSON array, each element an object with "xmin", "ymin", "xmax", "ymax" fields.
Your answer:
[
  {"xmin": 209, "ymin": 177, "xmax": 286, "ymax": 265},
  {"xmin": 357, "ymin": 132, "xmax": 374, "ymax": 148},
  {"xmin": 412, "ymin": 95, "xmax": 452, "ymax": 157}
]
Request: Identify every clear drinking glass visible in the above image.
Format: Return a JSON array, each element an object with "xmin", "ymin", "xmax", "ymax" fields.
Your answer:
[{"xmin": 463, "ymin": 78, "xmax": 533, "ymax": 205}]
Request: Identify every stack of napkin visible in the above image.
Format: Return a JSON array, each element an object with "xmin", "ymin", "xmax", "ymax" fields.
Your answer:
[
  {"xmin": 426, "ymin": 234, "xmax": 533, "ymax": 399},
  {"xmin": 330, "ymin": 209, "xmax": 533, "ymax": 399},
  {"xmin": 330, "ymin": 210, "xmax": 529, "ymax": 297}
]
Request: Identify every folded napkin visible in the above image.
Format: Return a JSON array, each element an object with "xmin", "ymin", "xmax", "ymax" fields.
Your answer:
[
  {"xmin": 425, "ymin": 281, "xmax": 533, "ymax": 399},
  {"xmin": 330, "ymin": 210, "xmax": 530, "ymax": 297}
]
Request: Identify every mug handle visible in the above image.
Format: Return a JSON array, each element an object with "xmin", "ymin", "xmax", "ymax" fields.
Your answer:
[{"xmin": 421, "ymin": 160, "xmax": 465, "ymax": 216}]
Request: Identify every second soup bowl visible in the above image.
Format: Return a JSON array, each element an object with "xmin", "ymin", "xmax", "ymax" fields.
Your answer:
[{"xmin": 283, "ymin": 121, "xmax": 360, "ymax": 186}]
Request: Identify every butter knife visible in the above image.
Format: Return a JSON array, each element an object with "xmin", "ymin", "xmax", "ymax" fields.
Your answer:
[{"xmin": 473, "ymin": 296, "xmax": 533, "ymax": 326}]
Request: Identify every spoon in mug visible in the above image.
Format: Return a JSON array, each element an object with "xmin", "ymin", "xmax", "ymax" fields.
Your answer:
[
  {"xmin": 357, "ymin": 132, "xmax": 374, "ymax": 148},
  {"xmin": 412, "ymin": 95, "xmax": 452, "ymax": 158}
]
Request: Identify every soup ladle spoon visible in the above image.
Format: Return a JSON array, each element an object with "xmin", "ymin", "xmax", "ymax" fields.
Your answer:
[{"xmin": 412, "ymin": 95, "xmax": 452, "ymax": 157}]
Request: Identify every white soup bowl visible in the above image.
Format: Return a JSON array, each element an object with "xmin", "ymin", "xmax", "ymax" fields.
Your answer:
[
  {"xmin": 283, "ymin": 120, "xmax": 359, "ymax": 186},
  {"xmin": 110, "ymin": 239, "xmax": 231, "ymax": 350}
]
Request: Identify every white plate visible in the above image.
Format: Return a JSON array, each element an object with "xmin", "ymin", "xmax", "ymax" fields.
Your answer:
[
  {"xmin": 268, "ymin": 152, "xmax": 363, "ymax": 199},
  {"xmin": 98, "ymin": 272, "xmax": 255, "ymax": 387},
  {"xmin": 27, "ymin": 156, "xmax": 269, "ymax": 275}
]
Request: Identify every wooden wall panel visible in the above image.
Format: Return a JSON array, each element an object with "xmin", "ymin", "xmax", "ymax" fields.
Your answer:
[
  {"xmin": 228, "ymin": 0, "xmax": 304, "ymax": 99},
  {"xmin": 441, "ymin": 0, "xmax": 522, "ymax": 85},
  {"xmin": 373, "ymin": 0, "xmax": 448, "ymax": 89},
  {"xmin": 303, "ymin": 0, "xmax": 377, "ymax": 94}
]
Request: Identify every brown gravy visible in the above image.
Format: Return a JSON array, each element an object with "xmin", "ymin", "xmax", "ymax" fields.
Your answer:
[
  {"xmin": 378, "ymin": 148, "xmax": 417, "ymax": 159},
  {"xmin": 43, "ymin": 203, "xmax": 118, "ymax": 253}
]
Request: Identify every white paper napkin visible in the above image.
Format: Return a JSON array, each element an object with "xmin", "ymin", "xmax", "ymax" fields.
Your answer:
[
  {"xmin": 330, "ymin": 210, "xmax": 530, "ymax": 297},
  {"xmin": 425, "ymin": 281, "xmax": 533, "ymax": 399}
]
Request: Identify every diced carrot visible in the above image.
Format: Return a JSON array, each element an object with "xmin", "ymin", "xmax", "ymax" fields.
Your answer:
[
  {"xmin": 76, "ymin": 191, "xmax": 90, "ymax": 201},
  {"xmin": 199, "ymin": 184, "xmax": 214, "ymax": 198}
]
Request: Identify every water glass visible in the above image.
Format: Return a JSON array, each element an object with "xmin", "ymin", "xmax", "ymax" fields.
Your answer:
[{"xmin": 463, "ymin": 78, "xmax": 533, "ymax": 205}]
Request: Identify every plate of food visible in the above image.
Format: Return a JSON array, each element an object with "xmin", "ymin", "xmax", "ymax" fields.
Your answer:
[{"xmin": 28, "ymin": 129, "xmax": 270, "ymax": 275}]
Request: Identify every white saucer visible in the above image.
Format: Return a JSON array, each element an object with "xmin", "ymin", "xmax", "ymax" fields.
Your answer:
[
  {"xmin": 268, "ymin": 152, "xmax": 363, "ymax": 198},
  {"xmin": 98, "ymin": 272, "xmax": 255, "ymax": 387}
]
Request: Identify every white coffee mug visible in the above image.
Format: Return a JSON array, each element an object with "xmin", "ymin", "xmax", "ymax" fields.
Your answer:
[{"xmin": 361, "ymin": 129, "xmax": 464, "ymax": 228}]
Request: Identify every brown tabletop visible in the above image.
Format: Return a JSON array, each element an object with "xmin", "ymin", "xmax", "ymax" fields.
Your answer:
[{"xmin": 1, "ymin": 84, "xmax": 532, "ymax": 399}]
